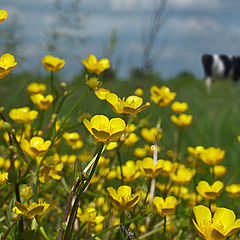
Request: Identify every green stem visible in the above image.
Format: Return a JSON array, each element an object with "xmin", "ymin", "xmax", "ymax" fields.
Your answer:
[
  {"xmin": 63, "ymin": 142, "xmax": 104, "ymax": 240},
  {"xmin": 40, "ymin": 226, "xmax": 51, "ymax": 240},
  {"xmin": 53, "ymin": 88, "xmax": 91, "ymax": 141},
  {"xmin": 116, "ymin": 148, "xmax": 124, "ymax": 185},
  {"xmin": 163, "ymin": 216, "xmax": 167, "ymax": 239},
  {"xmin": 227, "ymin": 167, "xmax": 240, "ymax": 185}
]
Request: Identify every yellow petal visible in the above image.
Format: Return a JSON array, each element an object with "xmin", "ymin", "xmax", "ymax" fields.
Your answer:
[{"xmin": 193, "ymin": 205, "xmax": 212, "ymax": 226}]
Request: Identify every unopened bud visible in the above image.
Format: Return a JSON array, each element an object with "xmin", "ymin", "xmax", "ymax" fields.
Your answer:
[
  {"xmin": 2, "ymin": 122, "xmax": 12, "ymax": 131},
  {"xmin": 60, "ymin": 82, "xmax": 67, "ymax": 89},
  {"xmin": 0, "ymin": 107, "xmax": 4, "ymax": 113}
]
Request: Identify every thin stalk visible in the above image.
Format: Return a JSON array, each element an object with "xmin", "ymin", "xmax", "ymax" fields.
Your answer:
[
  {"xmin": 116, "ymin": 148, "xmax": 124, "ymax": 185},
  {"xmin": 53, "ymin": 88, "xmax": 91, "ymax": 141},
  {"xmin": 63, "ymin": 142, "xmax": 104, "ymax": 240},
  {"xmin": 40, "ymin": 226, "xmax": 51, "ymax": 240},
  {"xmin": 2, "ymin": 222, "xmax": 17, "ymax": 240},
  {"xmin": 162, "ymin": 216, "xmax": 167, "ymax": 239}
]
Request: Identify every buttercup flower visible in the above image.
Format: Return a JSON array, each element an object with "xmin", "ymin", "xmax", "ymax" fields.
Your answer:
[
  {"xmin": 30, "ymin": 94, "xmax": 54, "ymax": 110},
  {"xmin": 13, "ymin": 199, "xmax": 56, "ymax": 219},
  {"xmin": 94, "ymin": 87, "xmax": 111, "ymax": 100},
  {"xmin": 27, "ymin": 82, "xmax": 46, "ymax": 95},
  {"xmin": 141, "ymin": 127, "xmax": 162, "ymax": 143},
  {"xmin": 21, "ymin": 137, "xmax": 51, "ymax": 159},
  {"xmin": 0, "ymin": 171, "xmax": 8, "ymax": 185},
  {"xmin": 105, "ymin": 93, "xmax": 150, "ymax": 115},
  {"xmin": 196, "ymin": 180, "xmax": 224, "ymax": 200},
  {"xmin": 187, "ymin": 146, "xmax": 205, "ymax": 159},
  {"xmin": 200, "ymin": 147, "xmax": 225, "ymax": 165},
  {"xmin": 136, "ymin": 157, "xmax": 164, "ymax": 178},
  {"xmin": 9, "ymin": 107, "xmax": 38, "ymax": 124},
  {"xmin": 41, "ymin": 55, "xmax": 65, "ymax": 72},
  {"xmin": 107, "ymin": 185, "xmax": 140, "ymax": 211},
  {"xmin": 150, "ymin": 85, "xmax": 176, "ymax": 107},
  {"xmin": 170, "ymin": 167, "xmax": 196, "ymax": 185},
  {"xmin": 82, "ymin": 55, "xmax": 110, "ymax": 75},
  {"xmin": 83, "ymin": 115, "xmax": 126, "ymax": 142},
  {"xmin": 211, "ymin": 165, "xmax": 227, "ymax": 178},
  {"xmin": 122, "ymin": 133, "xmax": 139, "ymax": 146},
  {"xmin": 134, "ymin": 88, "xmax": 144, "ymax": 97},
  {"xmin": 225, "ymin": 184, "xmax": 240, "ymax": 198},
  {"xmin": 0, "ymin": 10, "xmax": 8, "ymax": 23},
  {"xmin": 152, "ymin": 196, "xmax": 178, "ymax": 216},
  {"xmin": 117, "ymin": 161, "xmax": 140, "ymax": 182},
  {"xmin": 63, "ymin": 132, "xmax": 81, "ymax": 145},
  {"xmin": 193, "ymin": 205, "xmax": 240, "ymax": 240},
  {"xmin": 39, "ymin": 155, "xmax": 64, "ymax": 183},
  {"xmin": 0, "ymin": 53, "xmax": 17, "ymax": 79},
  {"xmin": 20, "ymin": 186, "xmax": 33, "ymax": 201},
  {"xmin": 171, "ymin": 101, "xmax": 188, "ymax": 113},
  {"xmin": 77, "ymin": 207, "xmax": 104, "ymax": 225},
  {"xmin": 170, "ymin": 114, "xmax": 193, "ymax": 127},
  {"xmin": 85, "ymin": 74, "xmax": 101, "ymax": 89}
]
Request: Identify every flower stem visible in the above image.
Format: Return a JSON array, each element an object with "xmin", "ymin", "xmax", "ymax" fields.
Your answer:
[{"xmin": 63, "ymin": 142, "xmax": 104, "ymax": 240}]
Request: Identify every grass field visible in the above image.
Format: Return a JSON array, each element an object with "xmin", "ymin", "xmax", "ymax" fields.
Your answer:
[{"xmin": 3, "ymin": 72, "xmax": 240, "ymax": 178}]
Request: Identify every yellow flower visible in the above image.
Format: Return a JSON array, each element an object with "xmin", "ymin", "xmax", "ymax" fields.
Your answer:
[
  {"xmin": 170, "ymin": 167, "xmax": 196, "ymax": 185},
  {"xmin": 94, "ymin": 87, "xmax": 111, "ymax": 100},
  {"xmin": 196, "ymin": 180, "xmax": 224, "ymax": 200},
  {"xmin": 106, "ymin": 93, "xmax": 150, "ymax": 115},
  {"xmin": 171, "ymin": 101, "xmax": 188, "ymax": 113},
  {"xmin": 193, "ymin": 205, "xmax": 240, "ymax": 240},
  {"xmin": 200, "ymin": 147, "xmax": 225, "ymax": 165},
  {"xmin": 150, "ymin": 85, "xmax": 176, "ymax": 107},
  {"xmin": 82, "ymin": 55, "xmax": 110, "ymax": 75},
  {"xmin": 27, "ymin": 82, "xmax": 46, "ymax": 95},
  {"xmin": 30, "ymin": 93, "xmax": 54, "ymax": 110},
  {"xmin": 63, "ymin": 132, "xmax": 81, "ymax": 145},
  {"xmin": 152, "ymin": 196, "xmax": 178, "ymax": 216},
  {"xmin": 170, "ymin": 114, "xmax": 193, "ymax": 127},
  {"xmin": 136, "ymin": 157, "xmax": 164, "ymax": 178},
  {"xmin": 134, "ymin": 146, "xmax": 148, "ymax": 158},
  {"xmin": 225, "ymin": 184, "xmax": 240, "ymax": 198},
  {"xmin": 39, "ymin": 156, "xmax": 64, "ymax": 183},
  {"xmin": 0, "ymin": 53, "xmax": 17, "ymax": 79},
  {"xmin": 125, "ymin": 123, "xmax": 136, "ymax": 133},
  {"xmin": 20, "ymin": 186, "xmax": 33, "ymax": 201},
  {"xmin": 107, "ymin": 185, "xmax": 140, "ymax": 211},
  {"xmin": 106, "ymin": 142, "xmax": 118, "ymax": 150},
  {"xmin": 0, "ymin": 10, "xmax": 8, "ymax": 23},
  {"xmin": 211, "ymin": 165, "xmax": 227, "ymax": 178},
  {"xmin": 77, "ymin": 207, "xmax": 104, "ymax": 225},
  {"xmin": 83, "ymin": 115, "xmax": 126, "ymax": 142},
  {"xmin": 134, "ymin": 88, "xmax": 144, "ymax": 97},
  {"xmin": 184, "ymin": 192, "xmax": 202, "ymax": 206},
  {"xmin": 141, "ymin": 127, "xmax": 162, "ymax": 143},
  {"xmin": 13, "ymin": 199, "xmax": 56, "ymax": 219},
  {"xmin": 122, "ymin": 133, "xmax": 139, "ymax": 146},
  {"xmin": 187, "ymin": 146, "xmax": 205, "ymax": 159},
  {"xmin": 9, "ymin": 107, "xmax": 38, "ymax": 124},
  {"xmin": 20, "ymin": 137, "xmax": 51, "ymax": 159},
  {"xmin": 85, "ymin": 74, "xmax": 101, "ymax": 89},
  {"xmin": 117, "ymin": 161, "xmax": 140, "ymax": 182},
  {"xmin": 0, "ymin": 171, "xmax": 8, "ymax": 185},
  {"xmin": 41, "ymin": 55, "xmax": 65, "ymax": 72}
]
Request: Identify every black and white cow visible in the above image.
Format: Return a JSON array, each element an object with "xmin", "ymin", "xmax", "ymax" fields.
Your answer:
[{"xmin": 201, "ymin": 54, "xmax": 240, "ymax": 93}]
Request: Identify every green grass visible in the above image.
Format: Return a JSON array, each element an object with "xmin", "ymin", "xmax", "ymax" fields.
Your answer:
[{"xmin": 2, "ymin": 72, "xmax": 240, "ymax": 182}]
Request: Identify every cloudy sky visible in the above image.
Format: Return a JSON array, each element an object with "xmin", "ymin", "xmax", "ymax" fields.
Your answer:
[{"xmin": 1, "ymin": 0, "xmax": 240, "ymax": 79}]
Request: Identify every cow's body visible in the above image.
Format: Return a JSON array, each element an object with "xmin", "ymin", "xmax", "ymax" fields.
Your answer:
[{"xmin": 201, "ymin": 54, "xmax": 240, "ymax": 93}]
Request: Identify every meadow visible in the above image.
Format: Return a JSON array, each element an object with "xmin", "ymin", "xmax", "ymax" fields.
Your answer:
[{"xmin": 2, "ymin": 8, "xmax": 240, "ymax": 240}]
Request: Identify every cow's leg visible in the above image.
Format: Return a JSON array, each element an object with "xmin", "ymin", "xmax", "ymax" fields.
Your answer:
[{"xmin": 206, "ymin": 76, "xmax": 212, "ymax": 94}]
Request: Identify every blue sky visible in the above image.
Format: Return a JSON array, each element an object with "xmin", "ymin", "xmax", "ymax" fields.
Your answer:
[{"xmin": 2, "ymin": 0, "xmax": 240, "ymax": 79}]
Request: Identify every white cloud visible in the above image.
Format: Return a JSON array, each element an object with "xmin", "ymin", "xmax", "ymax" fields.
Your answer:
[
  {"xmin": 170, "ymin": 0, "xmax": 221, "ymax": 11},
  {"xmin": 167, "ymin": 17, "xmax": 221, "ymax": 37}
]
